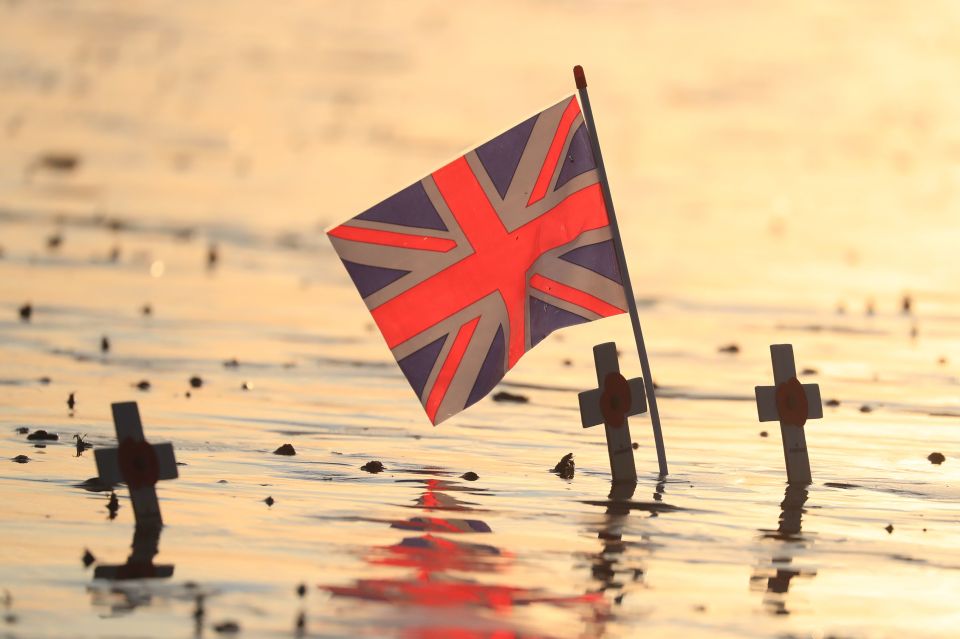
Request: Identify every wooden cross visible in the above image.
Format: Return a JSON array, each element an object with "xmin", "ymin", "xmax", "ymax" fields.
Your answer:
[
  {"xmin": 754, "ymin": 344, "xmax": 823, "ymax": 484},
  {"xmin": 94, "ymin": 402, "xmax": 178, "ymax": 528},
  {"xmin": 93, "ymin": 524, "xmax": 174, "ymax": 580},
  {"xmin": 578, "ymin": 342, "xmax": 646, "ymax": 484}
]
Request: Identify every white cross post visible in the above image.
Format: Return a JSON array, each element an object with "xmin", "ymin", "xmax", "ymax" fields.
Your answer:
[
  {"xmin": 578, "ymin": 342, "xmax": 647, "ymax": 484},
  {"xmin": 754, "ymin": 344, "xmax": 823, "ymax": 485},
  {"xmin": 94, "ymin": 402, "xmax": 178, "ymax": 528}
]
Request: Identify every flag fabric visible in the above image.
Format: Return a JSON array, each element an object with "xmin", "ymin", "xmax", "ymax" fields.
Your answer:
[{"xmin": 328, "ymin": 95, "xmax": 628, "ymax": 424}]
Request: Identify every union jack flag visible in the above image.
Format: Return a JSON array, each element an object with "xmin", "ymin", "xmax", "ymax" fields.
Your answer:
[{"xmin": 328, "ymin": 96, "xmax": 628, "ymax": 424}]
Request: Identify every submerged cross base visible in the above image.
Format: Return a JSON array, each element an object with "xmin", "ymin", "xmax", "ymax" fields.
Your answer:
[
  {"xmin": 578, "ymin": 342, "xmax": 647, "ymax": 484},
  {"xmin": 754, "ymin": 344, "xmax": 823, "ymax": 485},
  {"xmin": 94, "ymin": 402, "xmax": 178, "ymax": 528}
]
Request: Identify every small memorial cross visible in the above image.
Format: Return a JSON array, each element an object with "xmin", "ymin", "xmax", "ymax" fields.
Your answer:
[
  {"xmin": 578, "ymin": 342, "xmax": 647, "ymax": 484},
  {"xmin": 94, "ymin": 402, "xmax": 178, "ymax": 528},
  {"xmin": 754, "ymin": 344, "xmax": 823, "ymax": 484}
]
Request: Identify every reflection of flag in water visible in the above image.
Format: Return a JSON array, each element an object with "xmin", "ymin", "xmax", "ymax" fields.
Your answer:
[{"xmin": 328, "ymin": 96, "xmax": 627, "ymax": 424}]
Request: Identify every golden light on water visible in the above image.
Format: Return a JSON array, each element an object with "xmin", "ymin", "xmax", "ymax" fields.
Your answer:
[{"xmin": 1, "ymin": 1, "xmax": 959, "ymax": 637}]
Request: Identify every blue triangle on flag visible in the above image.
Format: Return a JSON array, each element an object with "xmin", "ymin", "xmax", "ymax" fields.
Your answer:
[
  {"xmin": 475, "ymin": 115, "xmax": 537, "ymax": 199},
  {"xmin": 558, "ymin": 240, "xmax": 622, "ymax": 284},
  {"xmin": 341, "ymin": 260, "xmax": 409, "ymax": 298},
  {"xmin": 397, "ymin": 335, "xmax": 446, "ymax": 399},
  {"xmin": 555, "ymin": 124, "xmax": 596, "ymax": 190},
  {"xmin": 355, "ymin": 182, "xmax": 448, "ymax": 231},
  {"xmin": 466, "ymin": 325, "xmax": 505, "ymax": 408},
  {"xmin": 529, "ymin": 297, "xmax": 587, "ymax": 348}
]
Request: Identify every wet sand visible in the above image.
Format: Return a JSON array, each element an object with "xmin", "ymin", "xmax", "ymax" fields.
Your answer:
[{"xmin": 1, "ymin": 1, "xmax": 959, "ymax": 637}]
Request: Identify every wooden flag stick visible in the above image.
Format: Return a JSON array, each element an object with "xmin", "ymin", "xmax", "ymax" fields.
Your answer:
[{"xmin": 574, "ymin": 65, "xmax": 668, "ymax": 476}]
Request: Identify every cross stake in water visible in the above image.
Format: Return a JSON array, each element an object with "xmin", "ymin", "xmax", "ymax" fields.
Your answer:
[
  {"xmin": 94, "ymin": 402, "xmax": 178, "ymax": 528},
  {"xmin": 754, "ymin": 344, "xmax": 823, "ymax": 485},
  {"xmin": 578, "ymin": 342, "xmax": 647, "ymax": 484}
]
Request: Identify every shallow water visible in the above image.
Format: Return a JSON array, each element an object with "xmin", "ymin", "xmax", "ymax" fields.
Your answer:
[{"xmin": 1, "ymin": 1, "xmax": 959, "ymax": 637}]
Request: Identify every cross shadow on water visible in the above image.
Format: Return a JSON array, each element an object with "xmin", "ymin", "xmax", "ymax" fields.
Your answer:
[
  {"xmin": 749, "ymin": 484, "xmax": 818, "ymax": 615},
  {"xmin": 87, "ymin": 524, "xmax": 176, "ymax": 615},
  {"xmin": 577, "ymin": 479, "xmax": 669, "ymax": 635}
]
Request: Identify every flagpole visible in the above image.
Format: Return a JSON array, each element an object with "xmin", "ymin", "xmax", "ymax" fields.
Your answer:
[{"xmin": 573, "ymin": 65, "xmax": 668, "ymax": 477}]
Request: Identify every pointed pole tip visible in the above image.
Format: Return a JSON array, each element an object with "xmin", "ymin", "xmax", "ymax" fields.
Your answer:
[{"xmin": 573, "ymin": 65, "xmax": 587, "ymax": 90}]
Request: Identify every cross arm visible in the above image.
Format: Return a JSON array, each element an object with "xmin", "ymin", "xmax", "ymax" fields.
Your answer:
[
  {"xmin": 755, "ymin": 384, "xmax": 823, "ymax": 422},
  {"xmin": 579, "ymin": 377, "xmax": 647, "ymax": 428}
]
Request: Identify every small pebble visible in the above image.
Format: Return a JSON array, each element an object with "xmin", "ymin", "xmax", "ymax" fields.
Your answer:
[
  {"xmin": 135, "ymin": 380, "xmax": 151, "ymax": 391},
  {"xmin": 632, "ymin": 442, "xmax": 639, "ymax": 449},
  {"xmin": 185, "ymin": 391, "xmax": 191, "ymax": 398},
  {"xmin": 241, "ymin": 382, "xmax": 252, "ymax": 391},
  {"xmin": 141, "ymin": 304, "xmax": 152, "ymax": 316},
  {"xmin": 859, "ymin": 405, "xmax": 873, "ymax": 413},
  {"xmin": 825, "ymin": 398, "xmax": 841, "ymax": 407},
  {"xmin": 885, "ymin": 524, "xmax": 894, "ymax": 534},
  {"xmin": 14, "ymin": 427, "xmax": 28, "ymax": 435},
  {"xmin": 67, "ymin": 393, "xmax": 76, "ymax": 411},
  {"xmin": 107, "ymin": 492, "xmax": 119, "ymax": 517},
  {"xmin": 37, "ymin": 153, "xmax": 80, "ymax": 172},
  {"xmin": 760, "ymin": 431, "xmax": 768, "ymax": 438},
  {"xmin": 800, "ymin": 367, "xmax": 818, "ymax": 375},
  {"xmin": 12, "ymin": 455, "xmax": 29, "ymax": 464},
  {"xmin": 273, "ymin": 444, "xmax": 296, "ymax": 456},
  {"xmin": 361, "ymin": 460, "xmax": 384, "ymax": 473},
  {"xmin": 82, "ymin": 549, "xmax": 95, "ymax": 567},
  {"xmin": 207, "ymin": 244, "xmax": 219, "ymax": 269},
  {"xmin": 38, "ymin": 376, "xmax": 51, "ymax": 385},
  {"xmin": 27, "ymin": 430, "xmax": 58, "ymax": 441},
  {"xmin": 18, "ymin": 303, "xmax": 32, "ymax": 322},
  {"xmin": 264, "ymin": 496, "xmax": 275, "ymax": 507},
  {"xmin": 100, "ymin": 336, "xmax": 110, "ymax": 353},
  {"xmin": 296, "ymin": 583, "xmax": 307, "ymax": 598},
  {"xmin": 717, "ymin": 343, "xmax": 739, "ymax": 354},
  {"xmin": 213, "ymin": 621, "xmax": 241, "ymax": 634},
  {"xmin": 189, "ymin": 376, "xmax": 203, "ymax": 388},
  {"xmin": 902, "ymin": 294, "xmax": 912, "ymax": 314},
  {"xmin": 460, "ymin": 471, "xmax": 479, "ymax": 481},
  {"xmin": 491, "ymin": 390, "xmax": 528, "ymax": 403},
  {"xmin": 552, "ymin": 453, "xmax": 575, "ymax": 480},
  {"xmin": 927, "ymin": 452, "xmax": 946, "ymax": 465},
  {"xmin": 217, "ymin": 479, "xmax": 228, "ymax": 484},
  {"xmin": 46, "ymin": 233, "xmax": 63, "ymax": 250},
  {"xmin": 33, "ymin": 444, "xmax": 45, "ymax": 449},
  {"xmin": 562, "ymin": 358, "xmax": 573, "ymax": 367}
]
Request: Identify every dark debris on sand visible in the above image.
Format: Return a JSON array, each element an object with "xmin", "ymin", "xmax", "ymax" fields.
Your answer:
[
  {"xmin": 361, "ymin": 460, "xmax": 384, "ymax": 473},
  {"xmin": 67, "ymin": 392, "xmax": 76, "ymax": 411},
  {"xmin": 82, "ymin": 549, "xmax": 95, "ymax": 568},
  {"xmin": 859, "ymin": 405, "xmax": 873, "ymax": 413},
  {"xmin": 717, "ymin": 343, "xmax": 739, "ymax": 354},
  {"xmin": 18, "ymin": 303, "xmax": 31, "ymax": 322},
  {"xmin": 492, "ymin": 390, "xmax": 528, "ymax": 403},
  {"xmin": 264, "ymin": 496, "xmax": 275, "ymax": 507},
  {"xmin": 12, "ymin": 455, "xmax": 29, "ymax": 464},
  {"xmin": 26, "ymin": 430, "xmax": 58, "ymax": 441},
  {"xmin": 76, "ymin": 477, "xmax": 112, "ymax": 492},
  {"xmin": 223, "ymin": 358, "xmax": 239, "ymax": 368},
  {"xmin": 552, "ymin": 453, "xmax": 575, "ymax": 480},
  {"xmin": 14, "ymin": 427, "xmax": 28, "ymax": 435},
  {"xmin": 189, "ymin": 376, "xmax": 204, "ymax": 389},
  {"xmin": 107, "ymin": 492, "xmax": 119, "ymax": 518},
  {"xmin": 212, "ymin": 620, "xmax": 241, "ymax": 634},
  {"xmin": 885, "ymin": 524, "xmax": 894, "ymax": 534},
  {"xmin": 927, "ymin": 452, "xmax": 946, "ymax": 465},
  {"xmin": 760, "ymin": 431, "xmax": 768, "ymax": 438},
  {"xmin": 825, "ymin": 398, "xmax": 840, "ymax": 407},
  {"xmin": 273, "ymin": 444, "xmax": 296, "ymax": 456},
  {"xmin": 460, "ymin": 471, "xmax": 479, "ymax": 481},
  {"xmin": 100, "ymin": 336, "xmax": 110, "ymax": 353},
  {"xmin": 135, "ymin": 380, "xmax": 151, "ymax": 391},
  {"xmin": 35, "ymin": 152, "xmax": 80, "ymax": 173}
]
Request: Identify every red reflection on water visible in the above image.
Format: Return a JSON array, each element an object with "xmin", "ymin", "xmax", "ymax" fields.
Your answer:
[{"xmin": 321, "ymin": 477, "xmax": 607, "ymax": 628}]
